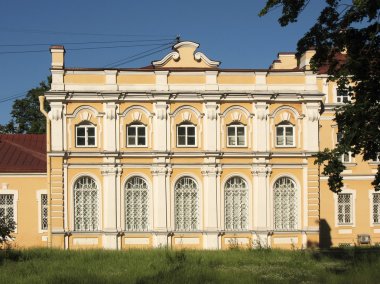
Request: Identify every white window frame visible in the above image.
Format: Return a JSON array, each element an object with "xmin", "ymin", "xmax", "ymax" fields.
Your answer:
[
  {"xmin": 227, "ymin": 125, "xmax": 247, "ymax": 147},
  {"xmin": 124, "ymin": 176, "xmax": 149, "ymax": 231},
  {"xmin": 36, "ymin": 190, "xmax": 48, "ymax": 233},
  {"xmin": 126, "ymin": 124, "xmax": 147, "ymax": 147},
  {"xmin": 75, "ymin": 124, "xmax": 96, "ymax": 148},
  {"xmin": 272, "ymin": 176, "xmax": 299, "ymax": 231},
  {"xmin": 174, "ymin": 176, "xmax": 199, "ymax": 231},
  {"xmin": 0, "ymin": 189, "xmax": 18, "ymax": 233},
  {"xmin": 334, "ymin": 188, "xmax": 356, "ymax": 227},
  {"xmin": 176, "ymin": 124, "xmax": 197, "ymax": 147},
  {"xmin": 369, "ymin": 190, "xmax": 380, "ymax": 227},
  {"xmin": 224, "ymin": 176, "xmax": 249, "ymax": 231},
  {"xmin": 335, "ymin": 88, "xmax": 351, "ymax": 103},
  {"xmin": 275, "ymin": 124, "xmax": 295, "ymax": 147}
]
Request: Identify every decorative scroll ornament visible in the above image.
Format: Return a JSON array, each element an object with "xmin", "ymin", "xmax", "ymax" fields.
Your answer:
[
  {"xmin": 181, "ymin": 111, "xmax": 192, "ymax": 122},
  {"xmin": 206, "ymin": 104, "xmax": 217, "ymax": 120},
  {"xmin": 155, "ymin": 105, "xmax": 167, "ymax": 120},
  {"xmin": 106, "ymin": 105, "xmax": 117, "ymax": 120},
  {"xmin": 231, "ymin": 111, "xmax": 242, "ymax": 122},
  {"xmin": 280, "ymin": 111, "xmax": 291, "ymax": 122},
  {"xmin": 307, "ymin": 107, "xmax": 320, "ymax": 122},
  {"xmin": 48, "ymin": 108, "xmax": 62, "ymax": 121},
  {"xmin": 256, "ymin": 105, "xmax": 267, "ymax": 121},
  {"xmin": 80, "ymin": 111, "xmax": 92, "ymax": 121},
  {"xmin": 132, "ymin": 111, "xmax": 142, "ymax": 122}
]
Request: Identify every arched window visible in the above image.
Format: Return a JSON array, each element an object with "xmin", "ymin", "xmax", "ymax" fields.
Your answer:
[
  {"xmin": 175, "ymin": 177, "xmax": 199, "ymax": 231},
  {"xmin": 74, "ymin": 176, "xmax": 99, "ymax": 231},
  {"xmin": 224, "ymin": 177, "xmax": 248, "ymax": 230},
  {"xmin": 125, "ymin": 176, "xmax": 149, "ymax": 231},
  {"xmin": 273, "ymin": 177, "xmax": 297, "ymax": 230}
]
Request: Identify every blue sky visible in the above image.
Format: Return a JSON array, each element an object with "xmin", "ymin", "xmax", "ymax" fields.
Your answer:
[{"xmin": 0, "ymin": 0, "xmax": 327, "ymax": 124}]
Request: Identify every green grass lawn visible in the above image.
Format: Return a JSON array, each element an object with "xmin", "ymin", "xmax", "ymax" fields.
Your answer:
[{"xmin": 0, "ymin": 248, "xmax": 379, "ymax": 283}]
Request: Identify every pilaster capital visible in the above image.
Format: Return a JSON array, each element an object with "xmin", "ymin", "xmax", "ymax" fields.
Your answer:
[
  {"xmin": 201, "ymin": 166, "xmax": 222, "ymax": 176},
  {"xmin": 305, "ymin": 103, "xmax": 320, "ymax": 122},
  {"xmin": 155, "ymin": 103, "xmax": 167, "ymax": 120},
  {"xmin": 251, "ymin": 166, "xmax": 272, "ymax": 177},
  {"xmin": 105, "ymin": 103, "xmax": 117, "ymax": 120},
  {"xmin": 255, "ymin": 102, "xmax": 268, "ymax": 121},
  {"xmin": 48, "ymin": 102, "xmax": 63, "ymax": 121},
  {"xmin": 205, "ymin": 103, "xmax": 218, "ymax": 120},
  {"xmin": 101, "ymin": 166, "xmax": 121, "ymax": 176},
  {"xmin": 151, "ymin": 166, "xmax": 172, "ymax": 176}
]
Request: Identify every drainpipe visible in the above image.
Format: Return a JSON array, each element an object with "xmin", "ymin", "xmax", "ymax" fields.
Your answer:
[{"xmin": 39, "ymin": 96, "xmax": 52, "ymax": 248}]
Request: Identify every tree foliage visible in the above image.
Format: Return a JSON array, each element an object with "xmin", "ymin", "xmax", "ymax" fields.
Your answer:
[
  {"xmin": 0, "ymin": 214, "xmax": 16, "ymax": 248},
  {"xmin": 0, "ymin": 77, "xmax": 51, "ymax": 134},
  {"xmin": 260, "ymin": 0, "xmax": 380, "ymax": 192}
]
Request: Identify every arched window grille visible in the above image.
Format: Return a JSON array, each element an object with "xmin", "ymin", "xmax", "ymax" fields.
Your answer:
[
  {"xmin": 175, "ymin": 177, "xmax": 199, "ymax": 231},
  {"xmin": 125, "ymin": 176, "xmax": 149, "ymax": 231},
  {"xmin": 224, "ymin": 176, "xmax": 248, "ymax": 230},
  {"xmin": 273, "ymin": 177, "xmax": 297, "ymax": 230},
  {"xmin": 74, "ymin": 176, "xmax": 99, "ymax": 231}
]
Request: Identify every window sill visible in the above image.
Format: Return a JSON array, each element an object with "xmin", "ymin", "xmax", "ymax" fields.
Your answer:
[{"xmin": 342, "ymin": 162, "xmax": 357, "ymax": 167}]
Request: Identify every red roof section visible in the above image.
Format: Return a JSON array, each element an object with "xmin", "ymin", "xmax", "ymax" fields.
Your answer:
[{"xmin": 0, "ymin": 134, "xmax": 46, "ymax": 173}]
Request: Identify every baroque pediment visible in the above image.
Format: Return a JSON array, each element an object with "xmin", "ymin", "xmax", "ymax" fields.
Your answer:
[{"xmin": 152, "ymin": 41, "xmax": 220, "ymax": 68}]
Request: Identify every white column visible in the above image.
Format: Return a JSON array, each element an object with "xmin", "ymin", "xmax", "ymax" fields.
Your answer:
[
  {"xmin": 203, "ymin": 102, "xmax": 218, "ymax": 152},
  {"xmin": 252, "ymin": 165, "xmax": 272, "ymax": 248},
  {"xmin": 49, "ymin": 102, "xmax": 63, "ymax": 151},
  {"xmin": 101, "ymin": 166, "xmax": 118, "ymax": 249},
  {"xmin": 253, "ymin": 102, "xmax": 268, "ymax": 152},
  {"xmin": 103, "ymin": 102, "xmax": 117, "ymax": 152},
  {"xmin": 201, "ymin": 166, "xmax": 221, "ymax": 249},
  {"xmin": 151, "ymin": 166, "xmax": 170, "ymax": 247},
  {"xmin": 153, "ymin": 102, "xmax": 168, "ymax": 152}
]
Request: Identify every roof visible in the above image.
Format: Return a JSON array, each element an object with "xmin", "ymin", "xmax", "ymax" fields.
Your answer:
[{"xmin": 0, "ymin": 134, "xmax": 46, "ymax": 173}]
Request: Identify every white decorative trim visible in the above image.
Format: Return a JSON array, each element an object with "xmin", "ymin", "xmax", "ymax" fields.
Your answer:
[
  {"xmin": 369, "ymin": 189, "xmax": 380, "ymax": 227},
  {"xmin": 334, "ymin": 187, "xmax": 356, "ymax": 227},
  {"xmin": 0, "ymin": 188, "xmax": 19, "ymax": 233},
  {"xmin": 152, "ymin": 51, "xmax": 180, "ymax": 67},
  {"xmin": 36, "ymin": 190, "xmax": 48, "ymax": 233},
  {"xmin": 193, "ymin": 52, "xmax": 220, "ymax": 67}
]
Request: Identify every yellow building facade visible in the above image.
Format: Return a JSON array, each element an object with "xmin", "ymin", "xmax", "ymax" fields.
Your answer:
[{"xmin": 1, "ymin": 41, "xmax": 379, "ymax": 249}]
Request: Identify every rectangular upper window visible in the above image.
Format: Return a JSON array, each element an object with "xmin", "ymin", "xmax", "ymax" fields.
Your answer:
[
  {"xmin": 76, "ymin": 124, "xmax": 96, "ymax": 147},
  {"xmin": 227, "ymin": 125, "xmax": 246, "ymax": 147},
  {"xmin": 336, "ymin": 90, "xmax": 351, "ymax": 103},
  {"xmin": 0, "ymin": 194, "xmax": 15, "ymax": 223},
  {"xmin": 41, "ymin": 194, "xmax": 48, "ymax": 231},
  {"xmin": 127, "ymin": 125, "xmax": 147, "ymax": 147},
  {"xmin": 337, "ymin": 193, "xmax": 353, "ymax": 225},
  {"xmin": 276, "ymin": 125, "xmax": 294, "ymax": 147},
  {"xmin": 177, "ymin": 124, "xmax": 196, "ymax": 147}
]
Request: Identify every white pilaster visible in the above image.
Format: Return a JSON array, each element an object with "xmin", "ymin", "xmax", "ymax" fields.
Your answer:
[
  {"xmin": 155, "ymin": 71, "xmax": 169, "ymax": 91},
  {"xmin": 303, "ymin": 103, "xmax": 320, "ymax": 152},
  {"xmin": 151, "ymin": 166, "xmax": 170, "ymax": 247},
  {"xmin": 51, "ymin": 69, "xmax": 65, "ymax": 91},
  {"xmin": 252, "ymin": 165, "xmax": 272, "ymax": 243},
  {"xmin": 153, "ymin": 102, "xmax": 168, "ymax": 151},
  {"xmin": 205, "ymin": 71, "xmax": 218, "ymax": 91},
  {"xmin": 49, "ymin": 102, "xmax": 63, "ymax": 151},
  {"xmin": 201, "ymin": 166, "xmax": 222, "ymax": 249},
  {"xmin": 253, "ymin": 102, "xmax": 268, "ymax": 152},
  {"xmin": 101, "ymin": 166, "xmax": 119, "ymax": 249},
  {"xmin": 255, "ymin": 72, "xmax": 267, "ymax": 90},
  {"xmin": 103, "ymin": 102, "xmax": 117, "ymax": 152},
  {"xmin": 104, "ymin": 70, "xmax": 118, "ymax": 91},
  {"xmin": 203, "ymin": 102, "xmax": 218, "ymax": 151}
]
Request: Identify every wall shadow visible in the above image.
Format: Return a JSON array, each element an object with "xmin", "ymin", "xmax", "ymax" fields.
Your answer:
[{"xmin": 319, "ymin": 219, "xmax": 332, "ymax": 249}]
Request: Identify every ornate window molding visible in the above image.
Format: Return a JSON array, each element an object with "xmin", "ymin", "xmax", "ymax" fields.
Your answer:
[
  {"xmin": 273, "ymin": 177, "xmax": 298, "ymax": 231},
  {"xmin": 124, "ymin": 176, "xmax": 149, "ymax": 231},
  {"xmin": 73, "ymin": 176, "xmax": 99, "ymax": 231},
  {"xmin": 224, "ymin": 177, "xmax": 248, "ymax": 231},
  {"xmin": 174, "ymin": 177, "xmax": 199, "ymax": 231}
]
